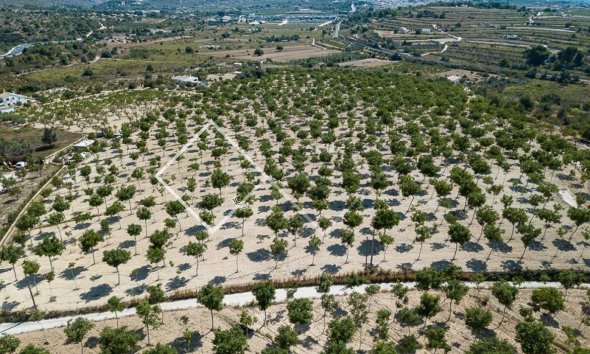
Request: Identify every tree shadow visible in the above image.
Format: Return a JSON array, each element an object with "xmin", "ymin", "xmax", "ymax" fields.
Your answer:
[
  {"xmin": 220, "ymin": 221, "xmax": 240, "ymax": 230},
  {"xmin": 528, "ymin": 240, "xmax": 547, "ymax": 251},
  {"xmin": 431, "ymin": 260, "xmax": 452, "ymax": 271},
  {"xmin": 539, "ymin": 314, "xmax": 560, "ymax": 328},
  {"xmin": 177, "ymin": 263, "xmax": 191, "ymax": 272},
  {"xmin": 395, "ymin": 243, "xmax": 414, "ymax": 254},
  {"xmin": 246, "ymin": 248, "xmax": 272, "ymax": 262},
  {"xmin": 80, "ymin": 283, "xmax": 113, "ymax": 302},
  {"xmin": 488, "ymin": 240, "xmax": 512, "ymax": 253},
  {"xmin": 253, "ymin": 273, "xmax": 271, "ymax": 281},
  {"xmin": 327, "ymin": 244, "xmax": 346, "ymax": 257},
  {"xmin": 170, "ymin": 330, "xmax": 204, "ymax": 353},
  {"xmin": 321, "ymin": 264, "xmax": 341, "ymax": 274},
  {"xmin": 463, "ymin": 242, "xmax": 484, "ymax": 253},
  {"xmin": 553, "ymin": 239, "xmax": 575, "ymax": 252},
  {"xmin": 501, "ymin": 260, "xmax": 522, "ymax": 271},
  {"xmin": 466, "ymin": 259, "xmax": 487, "ymax": 272},
  {"xmin": 328, "ymin": 200, "xmax": 346, "ymax": 211},
  {"xmin": 130, "ymin": 265, "xmax": 150, "ymax": 281},
  {"xmin": 126, "ymin": 284, "xmax": 146, "ymax": 296},
  {"xmin": 210, "ymin": 276, "xmax": 226, "ymax": 285},
  {"xmin": 61, "ymin": 266, "xmax": 87, "ymax": 280},
  {"xmin": 118, "ymin": 240, "xmax": 135, "ymax": 249},
  {"xmin": 167, "ymin": 276, "xmax": 189, "ymax": 290},
  {"xmin": 2, "ymin": 300, "xmax": 19, "ymax": 312},
  {"xmin": 431, "ymin": 242, "xmax": 446, "ymax": 251}
]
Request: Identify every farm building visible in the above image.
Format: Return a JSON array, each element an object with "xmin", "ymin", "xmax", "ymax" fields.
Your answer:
[
  {"xmin": 72, "ymin": 139, "xmax": 95, "ymax": 150},
  {"xmin": 0, "ymin": 92, "xmax": 30, "ymax": 112},
  {"xmin": 171, "ymin": 75, "xmax": 201, "ymax": 84}
]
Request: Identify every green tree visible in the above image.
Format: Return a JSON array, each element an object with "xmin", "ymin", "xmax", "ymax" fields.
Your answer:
[
  {"xmin": 229, "ymin": 239, "xmax": 244, "ymax": 273},
  {"xmin": 79, "ymin": 229, "xmax": 104, "ymax": 265},
  {"xmin": 287, "ymin": 298, "xmax": 313, "ymax": 327},
  {"xmin": 198, "ymin": 284, "xmax": 224, "ymax": 329},
  {"xmin": 448, "ymin": 222, "xmax": 471, "ymax": 260},
  {"xmin": 443, "ymin": 279, "xmax": 469, "ymax": 321},
  {"xmin": 531, "ymin": 288, "xmax": 565, "ymax": 315},
  {"xmin": 136, "ymin": 299, "xmax": 163, "ymax": 346},
  {"xmin": 107, "ymin": 296, "xmax": 124, "ymax": 328},
  {"xmin": 273, "ymin": 325, "xmax": 300, "ymax": 350},
  {"xmin": 98, "ymin": 326, "xmax": 139, "ymax": 354},
  {"xmin": 467, "ymin": 337, "xmax": 514, "ymax": 354},
  {"xmin": 465, "ymin": 306, "xmax": 493, "ymax": 333},
  {"xmin": 22, "ymin": 260, "xmax": 40, "ymax": 309},
  {"xmin": 211, "ymin": 168, "xmax": 230, "ymax": 196},
  {"xmin": 252, "ymin": 281, "xmax": 276, "ymax": 326},
  {"xmin": 64, "ymin": 317, "xmax": 94, "ymax": 354},
  {"xmin": 0, "ymin": 334, "xmax": 20, "ymax": 354},
  {"xmin": 102, "ymin": 249, "xmax": 131, "ymax": 285},
  {"xmin": 491, "ymin": 280, "xmax": 519, "ymax": 327},
  {"xmin": 424, "ymin": 327, "xmax": 450, "ymax": 352},
  {"xmin": 186, "ymin": 242, "xmax": 206, "ymax": 276},
  {"xmin": 270, "ymin": 237, "xmax": 288, "ymax": 268},
  {"xmin": 0, "ymin": 244, "xmax": 25, "ymax": 281},
  {"xmin": 516, "ymin": 320, "xmax": 554, "ymax": 354},
  {"xmin": 370, "ymin": 207, "xmax": 400, "ymax": 268},
  {"xmin": 143, "ymin": 343, "xmax": 178, "ymax": 354},
  {"xmin": 308, "ymin": 235, "xmax": 322, "ymax": 266},
  {"xmin": 213, "ymin": 325, "xmax": 248, "ymax": 354},
  {"xmin": 235, "ymin": 207, "xmax": 253, "ymax": 237}
]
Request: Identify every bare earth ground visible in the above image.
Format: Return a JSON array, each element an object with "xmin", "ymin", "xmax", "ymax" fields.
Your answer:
[
  {"xmin": 1, "ymin": 106, "xmax": 588, "ymax": 314},
  {"xmin": 12, "ymin": 289, "xmax": 590, "ymax": 353},
  {"xmin": 204, "ymin": 44, "xmax": 340, "ymax": 62},
  {"xmin": 338, "ymin": 58, "xmax": 398, "ymax": 68}
]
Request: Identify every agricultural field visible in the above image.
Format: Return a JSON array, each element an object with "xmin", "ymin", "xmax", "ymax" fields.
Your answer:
[
  {"xmin": 1, "ymin": 2, "xmax": 590, "ymax": 354},
  {"xmin": 7, "ymin": 288, "xmax": 590, "ymax": 353}
]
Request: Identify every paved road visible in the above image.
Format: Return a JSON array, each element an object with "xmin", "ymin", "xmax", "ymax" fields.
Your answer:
[{"xmin": 0, "ymin": 281, "xmax": 581, "ymax": 336}]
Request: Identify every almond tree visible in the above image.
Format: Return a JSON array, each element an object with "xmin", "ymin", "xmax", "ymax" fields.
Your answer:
[
  {"xmin": 198, "ymin": 284, "xmax": 224, "ymax": 330},
  {"xmin": 103, "ymin": 249, "xmax": 131, "ymax": 286},
  {"xmin": 23, "ymin": 260, "xmax": 40, "ymax": 309},
  {"xmin": 136, "ymin": 207, "xmax": 152, "ymax": 238},
  {"xmin": 186, "ymin": 242, "xmax": 206, "ymax": 276},
  {"xmin": 340, "ymin": 229, "xmax": 355, "ymax": 264},
  {"xmin": 307, "ymin": 235, "xmax": 322, "ymax": 266},
  {"xmin": 48, "ymin": 212, "xmax": 65, "ymax": 241},
  {"xmin": 252, "ymin": 281, "xmax": 276, "ymax": 327},
  {"xmin": 0, "ymin": 244, "xmax": 24, "ymax": 281},
  {"xmin": 448, "ymin": 222, "xmax": 471, "ymax": 261},
  {"xmin": 491, "ymin": 280, "xmax": 518, "ymax": 328},
  {"xmin": 234, "ymin": 206, "xmax": 253, "ymax": 238},
  {"xmin": 34, "ymin": 236, "xmax": 65, "ymax": 271},
  {"xmin": 64, "ymin": 318, "xmax": 94, "ymax": 354},
  {"xmin": 79, "ymin": 229, "xmax": 104, "ymax": 265},
  {"xmin": 370, "ymin": 206, "xmax": 399, "ymax": 268},
  {"xmin": 126, "ymin": 224, "xmax": 142, "ymax": 255},
  {"xmin": 116, "ymin": 185, "xmax": 136, "ymax": 215},
  {"xmin": 107, "ymin": 296, "xmax": 124, "ymax": 328},
  {"xmin": 229, "ymin": 239, "xmax": 244, "ymax": 273},
  {"xmin": 270, "ymin": 237, "xmax": 288, "ymax": 269}
]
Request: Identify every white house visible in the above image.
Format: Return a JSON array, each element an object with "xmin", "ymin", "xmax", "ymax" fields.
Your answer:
[
  {"xmin": 420, "ymin": 28, "xmax": 432, "ymax": 34},
  {"xmin": 171, "ymin": 75, "xmax": 201, "ymax": 84},
  {"xmin": 0, "ymin": 93, "xmax": 29, "ymax": 112},
  {"xmin": 73, "ymin": 139, "xmax": 95, "ymax": 150}
]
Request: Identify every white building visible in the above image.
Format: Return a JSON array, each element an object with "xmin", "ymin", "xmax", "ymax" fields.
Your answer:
[
  {"xmin": 171, "ymin": 75, "xmax": 201, "ymax": 84},
  {"xmin": 0, "ymin": 93, "xmax": 29, "ymax": 112},
  {"xmin": 73, "ymin": 139, "xmax": 95, "ymax": 150},
  {"xmin": 420, "ymin": 28, "xmax": 432, "ymax": 34}
]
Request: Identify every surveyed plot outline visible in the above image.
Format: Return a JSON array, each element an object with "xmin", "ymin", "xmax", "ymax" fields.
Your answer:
[{"xmin": 155, "ymin": 119, "xmax": 315, "ymax": 234}]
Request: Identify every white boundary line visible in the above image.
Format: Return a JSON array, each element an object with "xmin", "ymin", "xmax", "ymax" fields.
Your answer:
[{"xmin": 155, "ymin": 119, "xmax": 315, "ymax": 234}]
